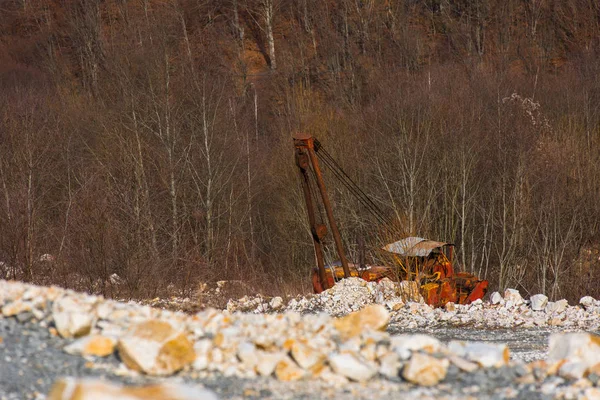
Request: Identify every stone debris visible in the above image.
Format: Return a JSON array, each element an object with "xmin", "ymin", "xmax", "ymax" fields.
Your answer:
[
  {"xmin": 3, "ymin": 279, "xmax": 600, "ymax": 399},
  {"xmin": 227, "ymin": 277, "xmax": 422, "ymax": 316},
  {"xmin": 47, "ymin": 378, "xmax": 218, "ymax": 400}
]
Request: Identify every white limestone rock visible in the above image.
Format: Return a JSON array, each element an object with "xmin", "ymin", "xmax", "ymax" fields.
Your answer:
[
  {"xmin": 402, "ymin": 352, "xmax": 449, "ymax": 386},
  {"xmin": 530, "ymin": 294, "xmax": 548, "ymax": 311},
  {"xmin": 546, "ymin": 299, "xmax": 569, "ymax": 314},
  {"xmin": 256, "ymin": 351, "xmax": 286, "ymax": 377},
  {"xmin": 580, "ymin": 296, "xmax": 596, "ymax": 311},
  {"xmin": 448, "ymin": 341, "xmax": 509, "ymax": 368},
  {"xmin": 2, "ymin": 300, "xmax": 33, "ymax": 317},
  {"xmin": 269, "ymin": 296, "xmax": 283, "ymax": 310},
  {"xmin": 274, "ymin": 356, "xmax": 306, "ymax": 381},
  {"xmin": 548, "ymin": 332, "xmax": 600, "ymax": 376},
  {"xmin": 192, "ymin": 339, "xmax": 212, "ymax": 371},
  {"xmin": 504, "ymin": 289, "xmax": 524, "ymax": 306},
  {"xmin": 328, "ymin": 352, "xmax": 377, "ymax": 382},
  {"xmin": 291, "ymin": 341, "xmax": 324, "ymax": 370},
  {"xmin": 52, "ymin": 296, "xmax": 94, "ymax": 338},
  {"xmin": 448, "ymin": 355, "xmax": 478, "ymax": 373},
  {"xmin": 63, "ymin": 335, "xmax": 116, "ymax": 357},
  {"xmin": 237, "ymin": 341, "xmax": 259, "ymax": 371},
  {"xmin": 390, "ymin": 334, "xmax": 441, "ymax": 358},
  {"xmin": 558, "ymin": 361, "xmax": 587, "ymax": 380},
  {"xmin": 490, "ymin": 292, "xmax": 504, "ymax": 305},
  {"xmin": 117, "ymin": 320, "xmax": 195, "ymax": 376},
  {"xmin": 48, "ymin": 378, "xmax": 218, "ymax": 400},
  {"xmin": 378, "ymin": 351, "xmax": 401, "ymax": 378}
]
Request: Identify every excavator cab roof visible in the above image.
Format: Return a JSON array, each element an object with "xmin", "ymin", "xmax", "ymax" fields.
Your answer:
[{"xmin": 382, "ymin": 237, "xmax": 453, "ymax": 258}]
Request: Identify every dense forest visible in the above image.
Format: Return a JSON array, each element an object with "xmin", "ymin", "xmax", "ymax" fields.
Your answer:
[{"xmin": 1, "ymin": 0, "xmax": 600, "ymax": 302}]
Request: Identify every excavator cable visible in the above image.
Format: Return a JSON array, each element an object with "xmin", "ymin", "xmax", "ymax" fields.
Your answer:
[
  {"xmin": 313, "ymin": 142, "xmax": 388, "ymax": 226},
  {"xmin": 314, "ymin": 142, "xmax": 413, "ymax": 257},
  {"xmin": 316, "ymin": 153, "xmax": 387, "ymax": 226},
  {"xmin": 317, "ymin": 148, "xmax": 388, "ymax": 224}
]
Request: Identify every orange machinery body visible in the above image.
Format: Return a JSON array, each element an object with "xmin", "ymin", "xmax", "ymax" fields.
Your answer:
[{"xmin": 312, "ymin": 260, "xmax": 489, "ymax": 308}]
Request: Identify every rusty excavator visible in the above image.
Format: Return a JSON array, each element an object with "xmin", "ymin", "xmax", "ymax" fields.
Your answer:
[{"xmin": 293, "ymin": 133, "xmax": 488, "ymax": 307}]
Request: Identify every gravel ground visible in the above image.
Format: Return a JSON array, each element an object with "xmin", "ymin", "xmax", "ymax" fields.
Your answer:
[{"xmin": 0, "ymin": 316, "xmax": 573, "ymax": 400}]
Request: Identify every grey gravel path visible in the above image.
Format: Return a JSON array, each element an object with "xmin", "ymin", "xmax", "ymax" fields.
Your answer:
[{"xmin": 0, "ymin": 317, "xmax": 574, "ymax": 400}]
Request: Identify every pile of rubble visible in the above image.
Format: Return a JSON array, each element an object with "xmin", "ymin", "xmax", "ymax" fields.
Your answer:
[
  {"xmin": 226, "ymin": 277, "xmax": 422, "ymax": 315},
  {"xmin": 4, "ymin": 279, "xmax": 600, "ymax": 399},
  {"xmin": 226, "ymin": 278, "xmax": 600, "ymax": 332}
]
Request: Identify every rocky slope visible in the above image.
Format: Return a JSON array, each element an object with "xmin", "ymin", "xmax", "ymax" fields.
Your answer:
[{"xmin": 2, "ymin": 278, "xmax": 600, "ymax": 399}]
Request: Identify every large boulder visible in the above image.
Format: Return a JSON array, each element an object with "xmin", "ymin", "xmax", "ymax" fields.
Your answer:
[
  {"xmin": 117, "ymin": 320, "xmax": 195, "ymax": 376},
  {"xmin": 48, "ymin": 378, "xmax": 218, "ymax": 400}
]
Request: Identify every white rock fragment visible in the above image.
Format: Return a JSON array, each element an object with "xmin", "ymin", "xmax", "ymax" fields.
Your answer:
[
  {"xmin": 558, "ymin": 361, "xmax": 587, "ymax": 380},
  {"xmin": 269, "ymin": 296, "xmax": 283, "ymax": 310},
  {"xmin": 448, "ymin": 341, "xmax": 509, "ymax": 368},
  {"xmin": 530, "ymin": 294, "xmax": 548, "ymax": 311},
  {"xmin": 548, "ymin": 332, "xmax": 600, "ymax": 377},
  {"xmin": 546, "ymin": 299, "xmax": 568, "ymax": 314},
  {"xmin": 328, "ymin": 352, "xmax": 377, "ymax": 382},
  {"xmin": 448, "ymin": 355, "xmax": 478, "ymax": 373},
  {"xmin": 52, "ymin": 297, "xmax": 94, "ymax": 338},
  {"xmin": 63, "ymin": 335, "xmax": 116, "ymax": 357},
  {"xmin": 291, "ymin": 341, "xmax": 324, "ymax": 370},
  {"xmin": 402, "ymin": 352, "xmax": 449, "ymax": 386},
  {"xmin": 117, "ymin": 320, "xmax": 195, "ymax": 376},
  {"xmin": 274, "ymin": 356, "xmax": 305, "ymax": 381},
  {"xmin": 192, "ymin": 339, "xmax": 212, "ymax": 371},
  {"xmin": 391, "ymin": 334, "xmax": 441, "ymax": 357},
  {"xmin": 333, "ymin": 304, "xmax": 389, "ymax": 339},
  {"xmin": 47, "ymin": 378, "xmax": 218, "ymax": 400},
  {"xmin": 580, "ymin": 296, "xmax": 596, "ymax": 310},
  {"xmin": 504, "ymin": 289, "xmax": 524, "ymax": 306},
  {"xmin": 490, "ymin": 292, "xmax": 503, "ymax": 305},
  {"xmin": 256, "ymin": 351, "xmax": 286, "ymax": 377},
  {"xmin": 237, "ymin": 341, "xmax": 258, "ymax": 370},
  {"xmin": 378, "ymin": 351, "xmax": 401, "ymax": 378}
]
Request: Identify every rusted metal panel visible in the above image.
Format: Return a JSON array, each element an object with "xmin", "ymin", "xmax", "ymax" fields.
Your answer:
[{"xmin": 383, "ymin": 237, "xmax": 451, "ymax": 257}]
